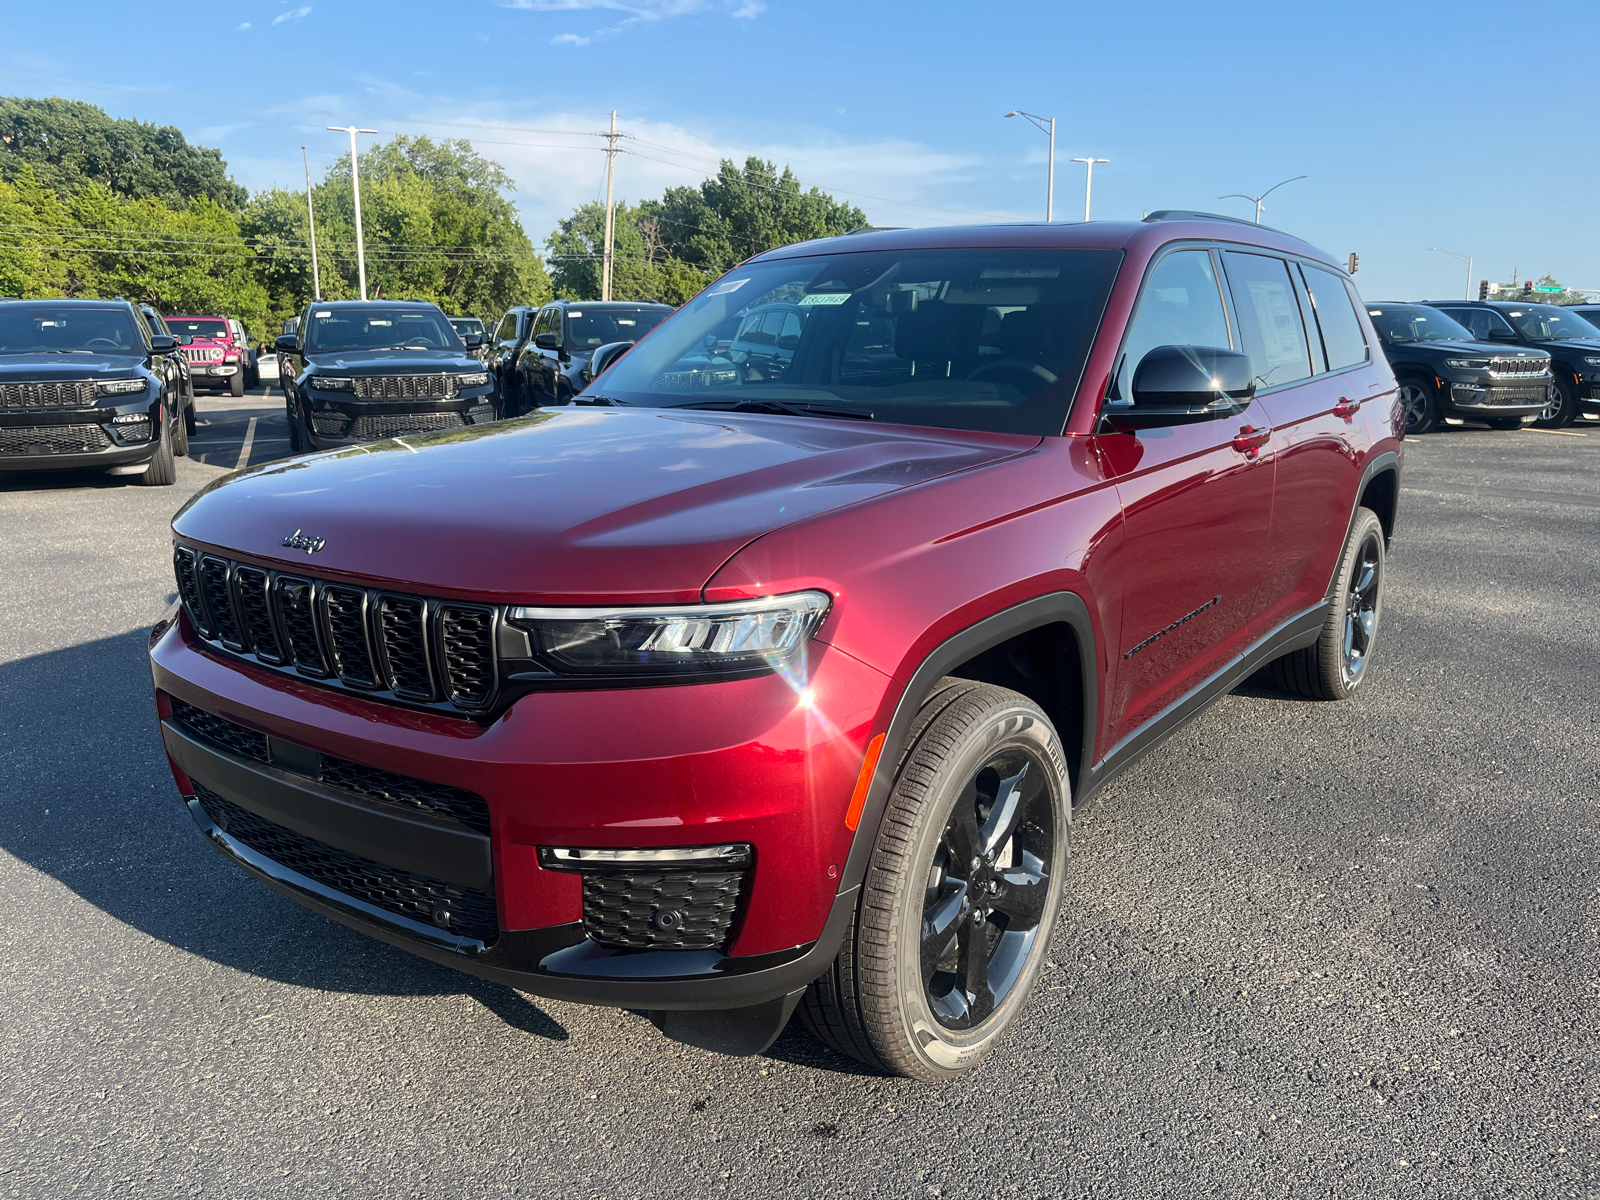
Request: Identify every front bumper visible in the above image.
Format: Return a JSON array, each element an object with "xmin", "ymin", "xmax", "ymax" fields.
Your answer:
[
  {"xmin": 299, "ymin": 393, "xmax": 497, "ymax": 449},
  {"xmin": 1442, "ymin": 379, "xmax": 1549, "ymax": 417},
  {"xmin": 0, "ymin": 410, "xmax": 159, "ymax": 472},
  {"xmin": 150, "ymin": 614, "xmax": 890, "ymax": 1010}
]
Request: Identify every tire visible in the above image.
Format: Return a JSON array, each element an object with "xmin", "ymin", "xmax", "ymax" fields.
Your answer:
[
  {"xmin": 285, "ymin": 397, "xmax": 304, "ymax": 454},
  {"xmin": 799, "ymin": 678, "xmax": 1070, "ymax": 1082},
  {"xmin": 1397, "ymin": 376, "xmax": 1439, "ymax": 435},
  {"xmin": 229, "ymin": 368, "xmax": 245, "ymax": 398},
  {"xmin": 245, "ymin": 354, "xmax": 260, "ymax": 389},
  {"xmin": 1535, "ymin": 378, "xmax": 1577, "ymax": 429},
  {"xmin": 1483, "ymin": 416, "xmax": 1523, "ymax": 431},
  {"xmin": 183, "ymin": 389, "xmax": 197, "ymax": 437},
  {"xmin": 1270, "ymin": 507, "xmax": 1385, "ymax": 701},
  {"xmin": 137, "ymin": 410, "xmax": 177, "ymax": 486},
  {"xmin": 171, "ymin": 401, "xmax": 189, "ymax": 458}
]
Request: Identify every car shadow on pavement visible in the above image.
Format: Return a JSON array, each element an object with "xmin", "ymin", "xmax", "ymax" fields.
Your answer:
[{"xmin": 0, "ymin": 627, "xmax": 566, "ymax": 1040}]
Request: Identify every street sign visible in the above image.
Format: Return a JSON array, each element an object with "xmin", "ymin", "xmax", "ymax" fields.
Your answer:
[{"xmin": 1534, "ymin": 285, "xmax": 1563, "ymax": 293}]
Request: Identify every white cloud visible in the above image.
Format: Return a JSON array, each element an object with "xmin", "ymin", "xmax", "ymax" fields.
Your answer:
[
  {"xmin": 501, "ymin": 0, "xmax": 761, "ymax": 36},
  {"xmin": 237, "ymin": 21, "xmax": 252, "ymax": 30},
  {"xmin": 272, "ymin": 6, "xmax": 312, "ymax": 24},
  {"xmin": 732, "ymin": 0, "xmax": 764, "ymax": 15},
  {"xmin": 551, "ymin": 32, "xmax": 591, "ymax": 45}
]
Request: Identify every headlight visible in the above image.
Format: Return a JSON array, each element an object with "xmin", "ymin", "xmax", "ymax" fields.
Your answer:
[
  {"xmin": 1445, "ymin": 359, "xmax": 1490, "ymax": 369},
  {"xmin": 455, "ymin": 371, "xmax": 490, "ymax": 388},
  {"xmin": 1585, "ymin": 357, "xmax": 1600, "ymax": 366},
  {"xmin": 508, "ymin": 591, "xmax": 831, "ymax": 676},
  {"xmin": 314, "ymin": 375, "xmax": 354, "ymax": 390},
  {"xmin": 97, "ymin": 378, "xmax": 147, "ymax": 395}
]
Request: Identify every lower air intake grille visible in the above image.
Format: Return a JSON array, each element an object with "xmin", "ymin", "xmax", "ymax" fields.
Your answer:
[
  {"xmin": 0, "ymin": 424, "xmax": 112, "ymax": 455},
  {"xmin": 581, "ymin": 869, "xmax": 745, "ymax": 951},
  {"xmin": 170, "ymin": 697, "xmax": 271, "ymax": 764},
  {"xmin": 319, "ymin": 756, "xmax": 491, "ymax": 835},
  {"xmin": 194, "ymin": 785, "xmax": 499, "ymax": 941},
  {"xmin": 310, "ymin": 413, "xmax": 351, "ymax": 437},
  {"xmin": 348, "ymin": 412, "xmax": 463, "ymax": 440}
]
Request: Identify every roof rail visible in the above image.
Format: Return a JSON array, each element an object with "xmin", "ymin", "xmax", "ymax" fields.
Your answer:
[
  {"xmin": 844, "ymin": 226, "xmax": 907, "ymax": 236},
  {"xmin": 1142, "ymin": 209, "xmax": 1286, "ymax": 234}
]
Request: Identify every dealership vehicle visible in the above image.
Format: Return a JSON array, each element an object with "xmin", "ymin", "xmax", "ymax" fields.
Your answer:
[
  {"xmin": 137, "ymin": 305, "xmax": 197, "ymax": 443},
  {"xmin": 167, "ymin": 315, "xmax": 249, "ymax": 397},
  {"xmin": 487, "ymin": 305, "xmax": 537, "ymax": 415},
  {"xmin": 274, "ymin": 300, "xmax": 494, "ymax": 453},
  {"xmin": 1423, "ymin": 299, "xmax": 1600, "ymax": 428},
  {"xmin": 449, "ymin": 317, "xmax": 490, "ymax": 365},
  {"xmin": 152, "ymin": 214, "xmax": 1403, "ymax": 1080},
  {"xmin": 228, "ymin": 319, "xmax": 261, "ymax": 389},
  {"xmin": 0, "ymin": 298, "xmax": 187, "ymax": 484},
  {"xmin": 1567, "ymin": 303, "xmax": 1600, "ymax": 328},
  {"xmin": 510, "ymin": 299, "xmax": 673, "ymax": 414},
  {"xmin": 1364, "ymin": 303, "xmax": 1550, "ymax": 434}
]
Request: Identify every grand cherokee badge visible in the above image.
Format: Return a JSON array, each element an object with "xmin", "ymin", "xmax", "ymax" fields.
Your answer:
[{"xmin": 280, "ymin": 529, "xmax": 326, "ymax": 555}]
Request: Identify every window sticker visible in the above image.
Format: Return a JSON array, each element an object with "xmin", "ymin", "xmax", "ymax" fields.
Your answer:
[
  {"xmin": 798, "ymin": 292, "xmax": 852, "ymax": 306},
  {"xmin": 1245, "ymin": 280, "xmax": 1304, "ymax": 368},
  {"xmin": 707, "ymin": 277, "xmax": 750, "ymax": 296},
  {"xmin": 568, "ymin": 311, "xmax": 583, "ymax": 318},
  {"xmin": 980, "ymin": 267, "xmax": 1060, "ymax": 279},
  {"xmin": 315, "ymin": 311, "xmax": 332, "ymax": 318}
]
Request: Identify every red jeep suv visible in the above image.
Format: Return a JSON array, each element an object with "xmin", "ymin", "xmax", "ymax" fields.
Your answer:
[{"xmin": 151, "ymin": 213, "xmax": 1403, "ymax": 1081}]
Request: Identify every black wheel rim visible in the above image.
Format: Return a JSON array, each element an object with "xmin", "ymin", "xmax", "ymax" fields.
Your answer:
[
  {"xmin": 1343, "ymin": 533, "xmax": 1382, "ymax": 680},
  {"xmin": 921, "ymin": 746, "xmax": 1056, "ymax": 1031},
  {"xmin": 1398, "ymin": 384, "xmax": 1429, "ymax": 430}
]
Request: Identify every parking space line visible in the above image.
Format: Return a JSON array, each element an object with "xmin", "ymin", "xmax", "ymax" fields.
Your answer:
[
  {"xmin": 1521, "ymin": 427, "xmax": 1587, "ymax": 437},
  {"xmin": 236, "ymin": 417, "xmax": 258, "ymax": 469}
]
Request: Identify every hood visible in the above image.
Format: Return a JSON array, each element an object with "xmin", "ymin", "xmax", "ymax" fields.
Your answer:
[
  {"xmin": 1528, "ymin": 338, "xmax": 1600, "ymax": 355},
  {"xmin": 305, "ymin": 349, "xmax": 478, "ymax": 373},
  {"xmin": 0, "ymin": 353, "xmax": 148, "ymax": 381},
  {"xmin": 173, "ymin": 408, "xmax": 1035, "ymax": 604},
  {"xmin": 1385, "ymin": 338, "xmax": 1545, "ymax": 358}
]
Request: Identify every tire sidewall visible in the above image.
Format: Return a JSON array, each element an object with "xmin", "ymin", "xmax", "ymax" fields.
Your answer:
[
  {"xmin": 1330, "ymin": 510, "xmax": 1386, "ymax": 695},
  {"xmin": 877, "ymin": 696, "xmax": 1070, "ymax": 1079}
]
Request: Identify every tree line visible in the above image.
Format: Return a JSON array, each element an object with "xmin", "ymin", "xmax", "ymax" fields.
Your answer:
[{"xmin": 0, "ymin": 96, "xmax": 871, "ymax": 337}]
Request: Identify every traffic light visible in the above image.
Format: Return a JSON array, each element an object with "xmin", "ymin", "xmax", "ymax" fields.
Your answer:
[
  {"xmin": 1478, "ymin": 279, "xmax": 1490, "ymax": 300},
  {"xmin": 1524, "ymin": 280, "xmax": 1533, "ymax": 294},
  {"xmin": 1347, "ymin": 253, "xmax": 1359, "ymax": 275}
]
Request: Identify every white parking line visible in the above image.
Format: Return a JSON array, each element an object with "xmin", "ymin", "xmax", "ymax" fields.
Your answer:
[
  {"xmin": 236, "ymin": 417, "xmax": 258, "ymax": 469},
  {"xmin": 1521, "ymin": 427, "xmax": 1587, "ymax": 437}
]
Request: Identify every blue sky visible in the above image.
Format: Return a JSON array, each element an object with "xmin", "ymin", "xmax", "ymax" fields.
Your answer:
[{"xmin": 2, "ymin": 0, "xmax": 1594, "ymax": 301}]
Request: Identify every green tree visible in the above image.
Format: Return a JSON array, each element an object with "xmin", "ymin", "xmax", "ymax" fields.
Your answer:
[{"xmin": 0, "ymin": 96, "xmax": 247, "ymax": 210}]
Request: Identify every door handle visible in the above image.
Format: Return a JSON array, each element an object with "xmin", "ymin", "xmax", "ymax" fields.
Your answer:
[
  {"xmin": 1231, "ymin": 425, "xmax": 1272, "ymax": 457},
  {"xmin": 1332, "ymin": 396, "xmax": 1362, "ymax": 420}
]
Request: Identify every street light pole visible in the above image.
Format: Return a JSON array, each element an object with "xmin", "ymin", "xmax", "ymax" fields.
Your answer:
[
  {"xmin": 1072, "ymin": 157, "xmax": 1108, "ymax": 221},
  {"xmin": 327, "ymin": 125, "xmax": 378, "ymax": 300},
  {"xmin": 1004, "ymin": 110, "xmax": 1056, "ymax": 221},
  {"xmin": 1219, "ymin": 174, "xmax": 1308, "ymax": 223},
  {"xmin": 1429, "ymin": 247, "xmax": 1474, "ymax": 300},
  {"xmin": 602, "ymin": 110, "xmax": 621, "ymax": 302},
  {"xmin": 301, "ymin": 146, "xmax": 321, "ymax": 302}
]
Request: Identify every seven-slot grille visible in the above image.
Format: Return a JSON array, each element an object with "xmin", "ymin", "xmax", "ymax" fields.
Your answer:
[
  {"xmin": 352, "ymin": 375, "xmax": 453, "ymax": 400},
  {"xmin": 184, "ymin": 346, "xmax": 225, "ymax": 364},
  {"xmin": 173, "ymin": 545, "xmax": 498, "ymax": 713},
  {"xmin": 0, "ymin": 424, "xmax": 113, "ymax": 455},
  {"xmin": 0, "ymin": 380, "xmax": 96, "ymax": 409},
  {"xmin": 1489, "ymin": 358, "xmax": 1549, "ymax": 377}
]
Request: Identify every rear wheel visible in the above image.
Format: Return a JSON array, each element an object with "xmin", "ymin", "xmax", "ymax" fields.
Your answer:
[
  {"xmin": 1397, "ymin": 377, "xmax": 1439, "ymax": 434},
  {"xmin": 1535, "ymin": 378, "xmax": 1577, "ymax": 429},
  {"xmin": 1270, "ymin": 508, "xmax": 1385, "ymax": 701},
  {"xmin": 800, "ymin": 679, "xmax": 1069, "ymax": 1081}
]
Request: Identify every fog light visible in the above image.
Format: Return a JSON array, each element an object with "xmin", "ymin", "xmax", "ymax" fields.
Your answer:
[{"xmin": 538, "ymin": 844, "xmax": 752, "ymax": 869}]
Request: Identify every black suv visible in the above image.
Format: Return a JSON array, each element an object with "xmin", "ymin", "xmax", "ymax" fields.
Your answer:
[
  {"xmin": 0, "ymin": 298, "xmax": 187, "ymax": 485},
  {"xmin": 1364, "ymin": 302, "xmax": 1550, "ymax": 434},
  {"xmin": 1423, "ymin": 300, "xmax": 1600, "ymax": 428},
  {"xmin": 506, "ymin": 299, "xmax": 673, "ymax": 415},
  {"xmin": 275, "ymin": 300, "xmax": 495, "ymax": 453},
  {"xmin": 137, "ymin": 304, "xmax": 197, "ymax": 445}
]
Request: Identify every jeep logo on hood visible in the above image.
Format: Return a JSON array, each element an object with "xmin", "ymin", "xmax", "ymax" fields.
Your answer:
[{"xmin": 280, "ymin": 529, "xmax": 326, "ymax": 555}]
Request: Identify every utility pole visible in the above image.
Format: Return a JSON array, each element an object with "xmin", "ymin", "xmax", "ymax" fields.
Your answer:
[
  {"xmin": 1004, "ymin": 111, "xmax": 1056, "ymax": 221},
  {"xmin": 602, "ymin": 110, "xmax": 620, "ymax": 302},
  {"xmin": 301, "ymin": 146, "xmax": 321, "ymax": 301},
  {"xmin": 327, "ymin": 126, "xmax": 378, "ymax": 300},
  {"xmin": 1429, "ymin": 247, "xmax": 1473, "ymax": 300},
  {"xmin": 1072, "ymin": 157, "xmax": 1108, "ymax": 221}
]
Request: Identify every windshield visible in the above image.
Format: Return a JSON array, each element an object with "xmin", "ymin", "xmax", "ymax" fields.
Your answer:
[
  {"xmin": 1366, "ymin": 305, "xmax": 1474, "ymax": 343},
  {"xmin": 1505, "ymin": 304, "xmax": 1600, "ymax": 341},
  {"xmin": 568, "ymin": 307, "xmax": 669, "ymax": 350},
  {"xmin": 0, "ymin": 305, "xmax": 142, "ymax": 354},
  {"xmin": 304, "ymin": 307, "xmax": 461, "ymax": 353},
  {"xmin": 168, "ymin": 318, "xmax": 229, "ymax": 340},
  {"xmin": 450, "ymin": 318, "xmax": 485, "ymax": 337},
  {"xmin": 586, "ymin": 248, "xmax": 1122, "ymax": 435}
]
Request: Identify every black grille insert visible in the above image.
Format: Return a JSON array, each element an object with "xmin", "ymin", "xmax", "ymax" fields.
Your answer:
[
  {"xmin": 273, "ymin": 576, "xmax": 327, "ymax": 676},
  {"xmin": 439, "ymin": 605, "xmax": 495, "ymax": 708},
  {"xmin": 170, "ymin": 698, "xmax": 271, "ymax": 764},
  {"xmin": 352, "ymin": 375, "xmax": 453, "ymax": 400},
  {"xmin": 322, "ymin": 586, "xmax": 377, "ymax": 688},
  {"xmin": 173, "ymin": 546, "xmax": 210, "ymax": 638},
  {"xmin": 198, "ymin": 555, "xmax": 244, "ymax": 650},
  {"xmin": 377, "ymin": 595, "xmax": 433, "ymax": 700},
  {"xmin": 193, "ymin": 785, "xmax": 498, "ymax": 941},
  {"xmin": 581, "ymin": 869, "xmax": 745, "ymax": 951},
  {"xmin": 0, "ymin": 380, "xmax": 97, "ymax": 409},
  {"xmin": 232, "ymin": 566, "xmax": 283, "ymax": 663},
  {"xmin": 320, "ymin": 756, "xmax": 491, "ymax": 835}
]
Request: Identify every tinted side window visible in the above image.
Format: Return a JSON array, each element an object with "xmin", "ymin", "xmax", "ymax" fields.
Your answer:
[
  {"xmin": 1222, "ymin": 252, "xmax": 1312, "ymax": 389},
  {"xmin": 493, "ymin": 313, "xmax": 514, "ymax": 343},
  {"xmin": 1302, "ymin": 265, "xmax": 1369, "ymax": 370},
  {"xmin": 1112, "ymin": 249, "xmax": 1231, "ymax": 401}
]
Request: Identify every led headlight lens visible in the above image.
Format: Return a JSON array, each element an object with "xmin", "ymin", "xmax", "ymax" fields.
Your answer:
[
  {"xmin": 314, "ymin": 375, "xmax": 354, "ymax": 390},
  {"xmin": 455, "ymin": 371, "xmax": 490, "ymax": 388},
  {"xmin": 1445, "ymin": 359, "xmax": 1491, "ymax": 369},
  {"xmin": 97, "ymin": 378, "xmax": 148, "ymax": 395},
  {"xmin": 1584, "ymin": 357, "xmax": 1600, "ymax": 366},
  {"xmin": 509, "ymin": 590, "xmax": 831, "ymax": 675}
]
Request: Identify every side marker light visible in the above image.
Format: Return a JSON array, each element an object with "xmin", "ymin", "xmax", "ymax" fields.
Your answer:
[{"xmin": 844, "ymin": 733, "xmax": 886, "ymax": 831}]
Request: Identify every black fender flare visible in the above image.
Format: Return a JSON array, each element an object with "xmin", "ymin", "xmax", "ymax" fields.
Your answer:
[{"xmin": 1328, "ymin": 450, "xmax": 1401, "ymax": 601}]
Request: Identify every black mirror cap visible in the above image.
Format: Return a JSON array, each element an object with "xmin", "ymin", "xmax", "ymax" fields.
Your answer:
[
  {"xmin": 149, "ymin": 334, "xmax": 178, "ymax": 352},
  {"xmin": 463, "ymin": 331, "xmax": 485, "ymax": 349},
  {"xmin": 588, "ymin": 340, "xmax": 636, "ymax": 381},
  {"xmin": 1124, "ymin": 345, "xmax": 1255, "ymax": 421},
  {"xmin": 274, "ymin": 334, "xmax": 299, "ymax": 353},
  {"xmin": 533, "ymin": 331, "xmax": 562, "ymax": 351},
  {"xmin": 1489, "ymin": 328, "xmax": 1519, "ymax": 341}
]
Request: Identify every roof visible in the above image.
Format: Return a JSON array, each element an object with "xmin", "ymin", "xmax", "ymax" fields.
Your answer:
[
  {"xmin": 303, "ymin": 299, "xmax": 444, "ymax": 310},
  {"xmin": 1, "ymin": 297, "xmax": 133, "ymax": 307}
]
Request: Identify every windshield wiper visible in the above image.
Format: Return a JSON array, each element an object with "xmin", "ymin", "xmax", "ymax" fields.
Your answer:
[{"xmin": 671, "ymin": 398, "xmax": 875, "ymax": 421}]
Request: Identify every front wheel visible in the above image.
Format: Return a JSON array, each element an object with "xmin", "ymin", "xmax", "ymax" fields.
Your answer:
[
  {"xmin": 1397, "ymin": 377, "xmax": 1439, "ymax": 435},
  {"xmin": 183, "ymin": 390, "xmax": 197, "ymax": 436},
  {"xmin": 800, "ymin": 679, "xmax": 1070, "ymax": 1081},
  {"xmin": 1535, "ymin": 378, "xmax": 1576, "ymax": 429},
  {"xmin": 229, "ymin": 368, "xmax": 245, "ymax": 398},
  {"xmin": 136, "ymin": 410, "xmax": 177, "ymax": 486},
  {"xmin": 1270, "ymin": 507, "xmax": 1385, "ymax": 700},
  {"xmin": 285, "ymin": 397, "xmax": 304, "ymax": 454}
]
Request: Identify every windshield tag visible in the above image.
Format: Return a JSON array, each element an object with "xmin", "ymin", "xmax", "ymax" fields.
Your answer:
[
  {"xmin": 799, "ymin": 293, "xmax": 852, "ymax": 306},
  {"xmin": 707, "ymin": 278, "xmax": 750, "ymax": 296},
  {"xmin": 314, "ymin": 310, "xmax": 332, "ymax": 318},
  {"xmin": 980, "ymin": 267, "xmax": 1060, "ymax": 279}
]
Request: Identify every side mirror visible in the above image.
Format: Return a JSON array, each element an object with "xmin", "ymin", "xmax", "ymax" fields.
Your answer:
[
  {"xmin": 149, "ymin": 334, "xmax": 178, "ymax": 352},
  {"xmin": 177, "ymin": 335, "xmax": 194, "ymax": 347},
  {"xmin": 463, "ymin": 332, "xmax": 485, "ymax": 349},
  {"xmin": 1488, "ymin": 327, "xmax": 1518, "ymax": 341},
  {"xmin": 1123, "ymin": 345, "xmax": 1255, "ymax": 422},
  {"xmin": 533, "ymin": 331, "xmax": 562, "ymax": 351},
  {"xmin": 587, "ymin": 340, "xmax": 636, "ymax": 382},
  {"xmin": 703, "ymin": 333, "xmax": 718, "ymax": 351},
  {"xmin": 274, "ymin": 334, "xmax": 300, "ymax": 353}
]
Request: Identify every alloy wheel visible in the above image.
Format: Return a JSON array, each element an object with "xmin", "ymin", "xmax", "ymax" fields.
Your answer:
[
  {"xmin": 921, "ymin": 746, "xmax": 1057, "ymax": 1030},
  {"xmin": 1540, "ymin": 386, "xmax": 1564, "ymax": 423},
  {"xmin": 1397, "ymin": 384, "xmax": 1430, "ymax": 431},
  {"xmin": 1343, "ymin": 532, "xmax": 1382, "ymax": 681}
]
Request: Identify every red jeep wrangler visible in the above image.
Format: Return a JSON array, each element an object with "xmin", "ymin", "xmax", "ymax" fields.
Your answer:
[
  {"xmin": 151, "ymin": 213, "xmax": 1402, "ymax": 1080},
  {"xmin": 167, "ymin": 316, "xmax": 248, "ymax": 397}
]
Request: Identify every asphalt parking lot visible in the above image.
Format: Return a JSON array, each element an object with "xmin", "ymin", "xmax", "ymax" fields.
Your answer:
[{"xmin": 0, "ymin": 397, "xmax": 1595, "ymax": 1199}]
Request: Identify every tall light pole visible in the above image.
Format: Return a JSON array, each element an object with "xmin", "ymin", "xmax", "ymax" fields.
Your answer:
[
  {"xmin": 1004, "ymin": 110, "xmax": 1055, "ymax": 221},
  {"xmin": 1429, "ymin": 247, "xmax": 1474, "ymax": 300},
  {"xmin": 301, "ymin": 146, "xmax": 321, "ymax": 302},
  {"xmin": 1219, "ymin": 174, "xmax": 1307, "ymax": 223},
  {"xmin": 1072, "ymin": 157, "xmax": 1108, "ymax": 221},
  {"xmin": 327, "ymin": 125, "xmax": 378, "ymax": 300},
  {"xmin": 601, "ymin": 110, "xmax": 621, "ymax": 302}
]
